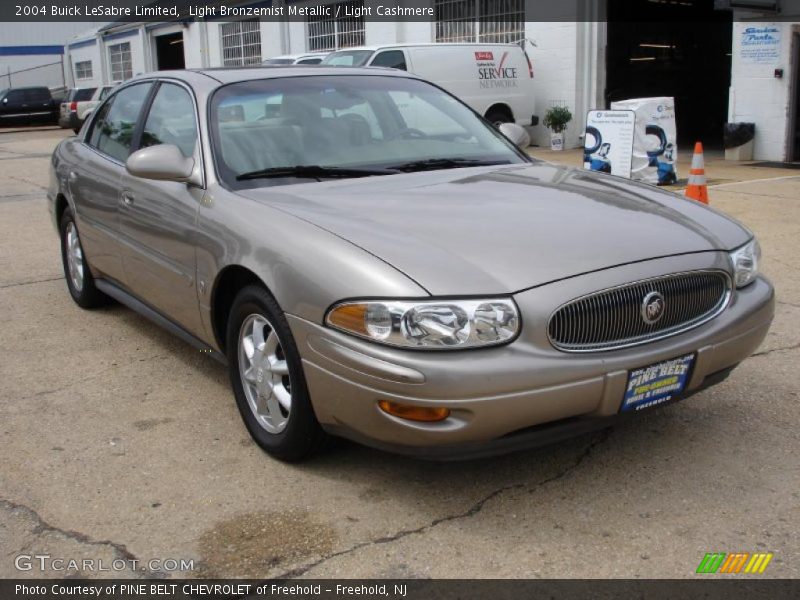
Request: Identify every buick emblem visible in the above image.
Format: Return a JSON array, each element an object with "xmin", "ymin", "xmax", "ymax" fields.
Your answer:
[{"xmin": 641, "ymin": 291, "xmax": 665, "ymax": 324}]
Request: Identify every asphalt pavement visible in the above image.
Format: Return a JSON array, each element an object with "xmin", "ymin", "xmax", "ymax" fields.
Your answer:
[{"xmin": 0, "ymin": 129, "xmax": 798, "ymax": 579}]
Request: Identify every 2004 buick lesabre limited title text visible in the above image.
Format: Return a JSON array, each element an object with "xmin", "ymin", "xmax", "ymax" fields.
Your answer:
[
  {"xmin": 27, "ymin": 4, "xmax": 432, "ymax": 18},
  {"xmin": 49, "ymin": 67, "xmax": 774, "ymax": 461}
]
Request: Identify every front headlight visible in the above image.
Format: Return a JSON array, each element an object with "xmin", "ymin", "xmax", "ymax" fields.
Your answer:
[
  {"xmin": 729, "ymin": 238, "xmax": 761, "ymax": 288},
  {"xmin": 326, "ymin": 299, "xmax": 520, "ymax": 349}
]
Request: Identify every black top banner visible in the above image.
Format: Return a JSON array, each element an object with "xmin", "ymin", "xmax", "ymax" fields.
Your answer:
[
  {"xmin": 3, "ymin": 0, "xmax": 800, "ymax": 23},
  {"xmin": 3, "ymin": 579, "xmax": 800, "ymax": 600}
]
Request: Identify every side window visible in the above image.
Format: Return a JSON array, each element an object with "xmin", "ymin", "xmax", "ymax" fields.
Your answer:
[
  {"xmin": 88, "ymin": 83, "xmax": 152, "ymax": 162},
  {"xmin": 25, "ymin": 89, "xmax": 50, "ymax": 103},
  {"xmin": 5, "ymin": 90, "xmax": 25, "ymax": 104},
  {"xmin": 140, "ymin": 83, "xmax": 198, "ymax": 158},
  {"xmin": 99, "ymin": 87, "xmax": 112, "ymax": 101},
  {"xmin": 370, "ymin": 51, "xmax": 407, "ymax": 71}
]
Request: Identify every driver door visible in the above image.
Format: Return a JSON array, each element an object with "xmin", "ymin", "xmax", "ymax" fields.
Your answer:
[{"xmin": 118, "ymin": 81, "xmax": 206, "ymax": 338}]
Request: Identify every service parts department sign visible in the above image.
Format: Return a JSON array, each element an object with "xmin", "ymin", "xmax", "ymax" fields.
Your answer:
[
  {"xmin": 584, "ymin": 110, "xmax": 635, "ymax": 179},
  {"xmin": 740, "ymin": 24, "xmax": 781, "ymax": 64},
  {"xmin": 475, "ymin": 51, "xmax": 519, "ymax": 89}
]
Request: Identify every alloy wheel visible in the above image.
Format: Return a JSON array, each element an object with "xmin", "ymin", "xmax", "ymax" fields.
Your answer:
[
  {"xmin": 237, "ymin": 313, "xmax": 292, "ymax": 433},
  {"xmin": 65, "ymin": 221, "xmax": 84, "ymax": 292}
]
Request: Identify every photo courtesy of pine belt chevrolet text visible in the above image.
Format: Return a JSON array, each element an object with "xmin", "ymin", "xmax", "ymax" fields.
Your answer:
[{"xmin": 47, "ymin": 66, "xmax": 774, "ymax": 461}]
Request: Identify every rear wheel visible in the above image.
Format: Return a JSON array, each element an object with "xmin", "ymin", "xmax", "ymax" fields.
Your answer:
[
  {"xmin": 59, "ymin": 208, "xmax": 107, "ymax": 308},
  {"xmin": 226, "ymin": 285, "xmax": 326, "ymax": 461}
]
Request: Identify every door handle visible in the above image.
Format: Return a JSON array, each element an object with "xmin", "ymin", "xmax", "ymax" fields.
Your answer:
[{"xmin": 121, "ymin": 192, "xmax": 135, "ymax": 207}]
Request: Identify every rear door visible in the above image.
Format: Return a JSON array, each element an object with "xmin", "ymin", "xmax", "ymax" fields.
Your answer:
[
  {"xmin": 118, "ymin": 80, "xmax": 205, "ymax": 336},
  {"xmin": 25, "ymin": 88, "xmax": 54, "ymax": 118},
  {"xmin": 72, "ymin": 81, "xmax": 154, "ymax": 283}
]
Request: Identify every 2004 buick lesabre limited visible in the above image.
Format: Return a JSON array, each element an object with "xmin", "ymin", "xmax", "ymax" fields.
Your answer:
[{"xmin": 48, "ymin": 67, "xmax": 774, "ymax": 461}]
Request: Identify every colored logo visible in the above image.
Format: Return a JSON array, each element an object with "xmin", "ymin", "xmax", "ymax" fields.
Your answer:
[
  {"xmin": 474, "ymin": 51, "xmax": 494, "ymax": 61},
  {"xmin": 696, "ymin": 552, "xmax": 773, "ymax": 574},
  {"xmin": 641, "ymin": 291, "xmax": 665, "ymax": 324}
]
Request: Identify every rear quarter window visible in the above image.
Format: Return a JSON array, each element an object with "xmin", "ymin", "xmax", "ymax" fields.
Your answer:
[{"xmin": 73, "ymin": 88, "xmax": 96, "ymax": 102}]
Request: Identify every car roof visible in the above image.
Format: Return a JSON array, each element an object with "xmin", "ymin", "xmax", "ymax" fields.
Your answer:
[
  {"xmin": 327, "ymin": 42, "xmax": 522, "ymax": 52},
  {"xmin": 128, "ymin": 66, "xmax": 419, "ymax": 85}
]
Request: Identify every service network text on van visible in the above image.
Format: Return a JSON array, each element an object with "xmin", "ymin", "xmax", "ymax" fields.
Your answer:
[{"xmin": 43, "ymin": 4, "xmax": 434, "ymax": 18}]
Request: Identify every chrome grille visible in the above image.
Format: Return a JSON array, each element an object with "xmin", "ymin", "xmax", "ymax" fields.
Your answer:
[{"xmin": 548, "ymin": 271, "xmax": 731, "ymax": 352}]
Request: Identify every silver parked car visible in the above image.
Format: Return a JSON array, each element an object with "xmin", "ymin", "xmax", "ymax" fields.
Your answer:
[{"xmin": 48, "ymin": 67, "xmax": 774, "ymax": 461}]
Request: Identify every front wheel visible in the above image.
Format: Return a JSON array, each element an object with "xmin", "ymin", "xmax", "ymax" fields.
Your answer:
[{"xmin": 226, "ymin": 285, "xmax": 326, "ymax": 461}]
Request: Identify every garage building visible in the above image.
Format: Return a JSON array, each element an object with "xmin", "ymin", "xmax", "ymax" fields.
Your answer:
[{"xmin": 63, "ymin": 0, "xmax": 799, "ymax": 161}]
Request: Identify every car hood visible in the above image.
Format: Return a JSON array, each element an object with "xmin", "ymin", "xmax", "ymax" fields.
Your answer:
[{"xmin": 240, "ymin": 163, "xmax": 750, "ymax": 295}]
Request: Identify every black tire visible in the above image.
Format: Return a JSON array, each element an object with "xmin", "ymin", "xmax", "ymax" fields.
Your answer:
[
  {"xmin": 226, "ymin": 285, "xmax": 326, "ymax": 461},
  {"xmin": 59, "ymin": 207, "xmax": 107, "ymax": 309},
  {"xmin": 486, "ymin": 108, "xmax": 513, "ymax": 127}
]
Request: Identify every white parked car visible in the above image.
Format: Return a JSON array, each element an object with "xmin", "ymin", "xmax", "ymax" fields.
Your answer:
[
  {"xmin": 59, "ymin": 85, "xmax": 114, "ymax": 133},
  {"xmin": 322, "ymin": 43, "xmax": 538, "ymax": 128},
  {"xmin": 263, "ymin": 52, "xmax": 329, "ymax": 66}
]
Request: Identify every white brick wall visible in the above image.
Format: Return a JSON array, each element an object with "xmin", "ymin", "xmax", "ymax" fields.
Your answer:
[
  {"xmin": 729, "ymin": 21, "xmax": 797, "ymax": 161},
  {"xmin": 66, "ymin": 42, "xmax": 103, "ymax": 89}
]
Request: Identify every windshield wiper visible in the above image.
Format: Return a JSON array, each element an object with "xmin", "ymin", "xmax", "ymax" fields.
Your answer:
[
  {"xmin": 387, "ymin": 158, "xmax": 511, "ymax": 173},
  {"xmin": 236, "ymin": 165, "xmax": 398, "ymax": 181}
]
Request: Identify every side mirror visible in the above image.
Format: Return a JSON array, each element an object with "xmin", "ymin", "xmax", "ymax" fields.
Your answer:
[
  {"xmin": 498, "ymin": 122, "xmax": 531, "ymax": 149},
  {"xmin": 126, "ymin": 144, "xmax": 198, "ymax": 184}
]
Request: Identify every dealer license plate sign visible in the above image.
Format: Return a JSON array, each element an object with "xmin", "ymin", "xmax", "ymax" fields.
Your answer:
[{"xmin": 622, "ymin": 354, "xmax": 695, "ymax": 412}]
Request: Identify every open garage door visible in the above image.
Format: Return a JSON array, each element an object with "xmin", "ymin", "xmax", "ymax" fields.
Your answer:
[
  {"xmin": 606, "ymin": 0, "xmax": 732, "ymax": 148},
  {"xmin": 155, "ymin": 32, "xmax": 185, "ymax": 71}
]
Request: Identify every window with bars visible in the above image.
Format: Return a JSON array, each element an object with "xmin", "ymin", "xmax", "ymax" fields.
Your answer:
[
  {"xmin": 74, "ymin": 60, "xmax": 93, "ymax": 80},
  {"xmin": 220, "ymin": 19, "xmax": 262, "ymax": 67},
  {"xmin": 434, "ymin": 0, "xmax": 525, "ymax": 44},
  {"xmin": 307, "ymin": 0, "xmax": 366, "ymax": 52},
  {"xmin": 108, "ymin": 43, "xmax": 132, "ymax": 83}
]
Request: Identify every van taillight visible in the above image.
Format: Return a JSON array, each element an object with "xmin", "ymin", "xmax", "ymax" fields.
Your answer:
[
  {"xmin": 526, "ymin": 55, "xmax": 534, "ymax": 78},
  {"xmin": 69, "ymin": 101, "xmax": 78, "ymax": 112}
]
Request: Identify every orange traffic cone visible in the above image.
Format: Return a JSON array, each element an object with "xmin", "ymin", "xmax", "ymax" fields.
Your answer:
[{"xmin": 685, "ymin": 142, "xmax": 709, "ymax": 204}]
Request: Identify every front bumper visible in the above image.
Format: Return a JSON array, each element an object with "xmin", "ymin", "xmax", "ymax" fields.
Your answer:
[{"xmin": 289, "ymin": 254, "xmax": 774, "ymax": 459}]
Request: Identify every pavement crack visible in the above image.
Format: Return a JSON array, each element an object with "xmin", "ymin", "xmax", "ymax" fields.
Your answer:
[
  {"xmin": 274, "ymin": 429, "xmax": 611, "ymax": 579},
  {"xmin": 21, "ymin": 354, "xmax": 168, "ymax": 401},
  {"xmin": 0, "ymin": 276, "xmax": 63, "ymax": 289},
  {"xmin": 0, "ymin": 498, "xmax": 162, "ymax": 578},
  {"xmin": 752, "ymin": 342, "xmax": 800, "ymax": 357},
  {"xmin": 777, "ymin": 300, "xmax": 800, "ymax": 309},
  {"xmin": 7, "ymin": 174, "xmax": 48, "ymax": 191}
]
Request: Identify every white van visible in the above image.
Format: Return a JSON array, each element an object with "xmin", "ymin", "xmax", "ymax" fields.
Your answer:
[
  {"xmin": 263, "ymin": 52, "xmax": 329, "ymax": 66},
  {"xmin": 321, "ymin": 43, "xmax": 538, "ymax": 128}
]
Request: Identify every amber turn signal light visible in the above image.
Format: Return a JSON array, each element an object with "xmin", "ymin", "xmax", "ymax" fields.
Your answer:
[{"xmin": 378, "ymin": 400, "xmax": 450, "ymax": 422}]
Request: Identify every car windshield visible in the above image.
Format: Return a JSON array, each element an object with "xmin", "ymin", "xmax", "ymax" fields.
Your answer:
[
  {"xmin": 210, "ymin": 75, "xmax": 528, "ymax": 189},
  {"xmin": 321, "ymin": 51, "xmax": 373, "ymax": 67}
]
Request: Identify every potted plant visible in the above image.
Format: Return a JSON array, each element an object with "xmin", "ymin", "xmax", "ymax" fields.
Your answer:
[{"xmin": 543, "ymin": 106, "xmax": 572, "ymax": 151}]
